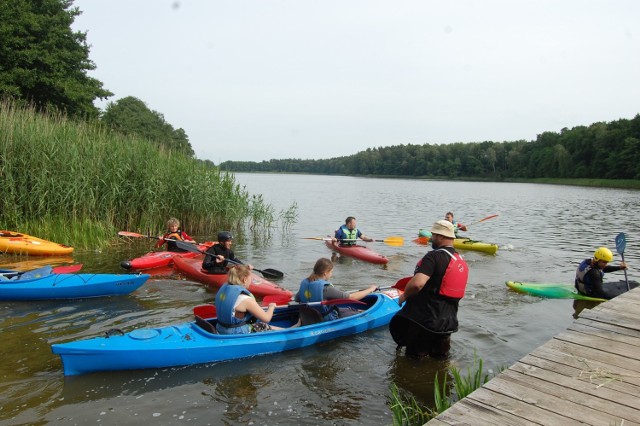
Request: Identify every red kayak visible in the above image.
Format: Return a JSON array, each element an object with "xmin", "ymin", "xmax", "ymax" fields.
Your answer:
[
  {"xmin": 121, "ymin": 242, "xmax": 215, "ymax": 270},
  {"xmin": 324, "ymin": 241, "xmax": 388, "ymax": 264},
  {"xmin": 172, "ymin": 256, "xmax": 292, "ymax": 298}
]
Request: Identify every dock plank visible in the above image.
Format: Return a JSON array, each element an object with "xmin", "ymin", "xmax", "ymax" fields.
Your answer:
[{"xmin": 427, "ymin": 287, "xmax": 640, "ymax": 424}]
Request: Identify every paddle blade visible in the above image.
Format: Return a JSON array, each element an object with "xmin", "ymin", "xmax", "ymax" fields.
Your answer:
[
  {"xmin": 392, "ymin": 276, "xmax": 412, "ymax": 291},
  {"xmin": 382, "ymin": 236, "xmax": 404, "ymax": 247},
  {"xmin": 194, "ymin": 304, "xmax": 216, "ymax": 319},
  {"xmin": 615, "ymin": 232, "xmax": 626, "ymax": 254},
  {"xmin": 477, "ymin": 214, "xmax": 499, "ymax": 223},
  {"xmin": 118, "ymin": 231, "xmax": 146, "ymax": 238},
  {"xmin": 175, "ymin": 240, "xmax": 206, "ymax": 255},
  {"xmin": 257, "ymin": 268, "xmax": 284, "ymax": 279},
  {"xmin": 412, "ymin": 237, "xmax": 430, "ymax": 245}
]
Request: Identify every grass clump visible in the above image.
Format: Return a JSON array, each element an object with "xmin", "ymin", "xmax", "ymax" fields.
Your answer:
[{"xmin": 389, "ymin": 355, "xmax": 497, "ymax": 426}]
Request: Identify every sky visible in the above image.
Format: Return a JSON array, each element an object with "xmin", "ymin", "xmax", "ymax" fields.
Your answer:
[{"xmin": 70, "ymin": 0, "xmax": 640, "ymax": 163}]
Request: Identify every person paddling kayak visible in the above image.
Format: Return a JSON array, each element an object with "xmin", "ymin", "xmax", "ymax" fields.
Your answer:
[
  {"xmin": 202, "ymin": 231, "xmax": 251, "ymax": 274},
  {"xmin": 575, "ymin": 247, "xmax": 628, "ymax": 300},
  {"xmin": 155, "ymin": 217, "xmax": 195, "ymax": 252},
  {"xmin": 332, "ymin": 216, "xmax": 374, "ymax": 246}
]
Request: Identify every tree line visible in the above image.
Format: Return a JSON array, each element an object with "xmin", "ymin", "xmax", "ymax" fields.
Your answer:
[
  {"xmin": 220, "ymin": 115, "xmax": 640, "ymax": 181},
  {"xmin": 0, "ymin": 0, "xmax": 194, "ymax": 157}
]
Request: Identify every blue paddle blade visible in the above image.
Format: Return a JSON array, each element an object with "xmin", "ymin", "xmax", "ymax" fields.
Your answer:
[{"xmin": 615, "ymin": 232, "xmax": 626, "ymax": 254}]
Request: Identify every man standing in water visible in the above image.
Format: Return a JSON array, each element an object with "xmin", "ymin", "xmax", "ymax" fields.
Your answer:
[{"xmin": 389, "ymin": 220, "xmax": 469, "ymax": 358}]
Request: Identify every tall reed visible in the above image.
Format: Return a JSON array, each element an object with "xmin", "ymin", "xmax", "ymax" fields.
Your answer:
[{"xmin": 0, "ymin": 99, "xmax": 280, "ymax": 248}]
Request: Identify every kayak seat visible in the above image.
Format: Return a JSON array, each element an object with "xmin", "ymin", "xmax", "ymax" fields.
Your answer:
[
  {"xmin": 195, "ymin": 315, "xmax": 218, "ymax": 334},
  {"xmin": 299, "ymin": 305, "xmax": 323, "ymax": 326}
]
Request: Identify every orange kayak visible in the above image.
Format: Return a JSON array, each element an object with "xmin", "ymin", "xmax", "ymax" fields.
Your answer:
[{"xmin": 0, "ymin": 231, "xmax": 74, "ymax": 256}]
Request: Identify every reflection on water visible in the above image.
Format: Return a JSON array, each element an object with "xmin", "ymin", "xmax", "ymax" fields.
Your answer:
[{"xmin": 1, "ymin": 175, "xmax": 639, "ymax": 425}]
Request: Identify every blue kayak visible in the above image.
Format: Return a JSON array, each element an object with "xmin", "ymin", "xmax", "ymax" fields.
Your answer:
[
  {"xmin": 0, "ymin": 272, "xmax": 149, "ymax": 300},
  {"xmin": 51, "ymin": 291, "xmax": 402, "ymax": 376}
]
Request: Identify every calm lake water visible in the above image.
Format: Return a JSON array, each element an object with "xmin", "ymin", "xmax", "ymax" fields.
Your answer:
[{"xmin": 1, "ymin": 174, "xmax": 638, "ymax": 425}]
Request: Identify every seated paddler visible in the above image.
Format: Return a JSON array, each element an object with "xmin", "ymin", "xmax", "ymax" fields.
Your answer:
[
  {"xmin": 215, "ymin": 265, "xmax": 286, "ymax": 334},
  {"xmin": 295, "ymin": 258, "xmax": 378, "ymax": 321}
]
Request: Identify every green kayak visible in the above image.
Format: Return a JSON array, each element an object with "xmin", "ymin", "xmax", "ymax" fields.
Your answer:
[{"xmin": 506, "ymin": 281, "xmax": 606, "ymax": 301}]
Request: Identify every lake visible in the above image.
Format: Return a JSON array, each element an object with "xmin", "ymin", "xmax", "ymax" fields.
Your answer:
[{"xmin": 1, "ymin": 173, "xmax": 638, "ymax": 425}]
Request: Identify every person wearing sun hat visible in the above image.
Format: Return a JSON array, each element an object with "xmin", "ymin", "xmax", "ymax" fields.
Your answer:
[{"xmin": 389, "ymin": 220, "xmax": 469, "ymax": 359}]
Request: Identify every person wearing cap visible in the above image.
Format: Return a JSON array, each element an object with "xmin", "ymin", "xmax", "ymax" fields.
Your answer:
[
  {"xmin": 575, "ymin": 247, "xmax": 627, "ymax": 299},
  {"xmin": 202, "ymin": 231, "xmax": 251, "ymax": 274},
  {"xmin": 389, "ymin": 220, "xmax": 469, "ymax": 359},
  {"xmin": 444, "ymin": 212, "xmax": 467, "ymax": 238}
]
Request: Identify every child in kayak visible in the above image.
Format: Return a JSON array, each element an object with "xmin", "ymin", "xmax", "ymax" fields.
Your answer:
[
  {"xmin": 202, "ymin": 231, "xmax": 250, "ymax": 274},
  {"xmin": 444, "ymin": 212, "xmax": 467, "ymax": 238},
  {"xmin": 295, "ymin": 258, "xmax": 378, "ymax": 321},
  {"xmin": 155, "ymin": 217, "xmax": 195, "ymax": 252},
  {"xmin": 215, "ymin": 265, "xmax": 293, "ymax": 334}
]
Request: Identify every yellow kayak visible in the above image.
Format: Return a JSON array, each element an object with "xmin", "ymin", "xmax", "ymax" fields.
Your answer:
[
  {"xmin": 413, "ymin": 236, "xmax": 498, "ymax": 255},
  {"xmin": 0, "ymin": 231, "xmax": 74, "ymax": 256},
  {"xmin": 453, "ymin": 238, "xmax": 498, "ymax": 255}
]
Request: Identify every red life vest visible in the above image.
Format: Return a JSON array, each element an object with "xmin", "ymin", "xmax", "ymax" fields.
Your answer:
[{"xmin": 437, "ymin": 249, "xmax": 469, "ymax": 299}]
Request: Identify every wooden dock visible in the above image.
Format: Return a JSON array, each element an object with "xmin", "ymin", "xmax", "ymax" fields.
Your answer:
[{"xmin": 428, "ymin": 288, "xmax": 640, "ymax": 425}]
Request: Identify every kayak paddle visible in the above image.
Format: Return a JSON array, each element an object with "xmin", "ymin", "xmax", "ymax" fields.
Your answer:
[
  {"xmin": 467, "ymin": 214, "xmax": 499, "ymax": 227},
  {"xmin": 303, "ymin": 236, "xmax": 404, "ymax": 247},
  {"xmin": 118, "ymin": 231, "xmax": 199, "ymax": 245},
  {"xmin": 175, "ymin": 241, "xmax": 284, "ymax": 279},
  {"xmin": 261, "ymin": 294, "xmax": 366, "ymax": 307},
  {"xmin": 615, "ymin": 232, "xmax": 630, "ymax": 291}
]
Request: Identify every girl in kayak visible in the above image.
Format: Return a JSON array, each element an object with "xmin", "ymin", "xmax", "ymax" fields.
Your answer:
[
  {"xmin": 215, "ymin": 265, "xmax": 291, "ymax": 334},
  {"xmin": 155, "ymin": 218, "xmax": 195, "ymax": 252},
  {"xmin": 295, "ymin": 258, "xmax": 378, "ymax": 321}
]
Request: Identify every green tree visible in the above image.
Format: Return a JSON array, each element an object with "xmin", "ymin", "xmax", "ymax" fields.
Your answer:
[
  {"xmin": 0, "ymin": 0, "xmax": 112, "ymax": 118},
  {"xmin": 102, "ymin": 96, "xmax": 195, "ymax": 156}
]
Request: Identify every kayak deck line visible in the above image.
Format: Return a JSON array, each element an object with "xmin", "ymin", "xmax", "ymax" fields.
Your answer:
[{"xmin": 426, "ymin": 286, "xmax": 640, "ymax": 424}]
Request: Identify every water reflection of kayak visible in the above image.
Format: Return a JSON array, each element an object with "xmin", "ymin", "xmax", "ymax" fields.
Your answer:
[{"xmin": 506, "ymin": 280, "xmax": 639, "ymax": 301}]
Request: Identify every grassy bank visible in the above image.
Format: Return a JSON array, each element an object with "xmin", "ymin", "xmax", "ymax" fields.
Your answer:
[{"xmin": 0, "ymin": 100, "xmax": 277, "ymax": 249}]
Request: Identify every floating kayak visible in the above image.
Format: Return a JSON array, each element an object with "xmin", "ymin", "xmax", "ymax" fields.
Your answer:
[
  {"xmin": 507, "ymin": 280, "xmax": 639, "ymax": 301},
  {"xmin": 0, "ymin": 272, "xmax": 149, "ymax": 300},
  {"xmin": 506, "ymin": 281, "xmax": 606, "ymax": 301},
  {"xmin": 120, "ymin": 242, "xmax": 215, "ymax": 270},
  {"xmin": 51, "ymin": 291, "xmax": 402, "ymax": 376},
  {"xmin": 324, "ymin": 241, "xmax": 388, "ymax": 264},
  {"xmin": 413, "ymin": 236, "xmax": 498, "ymax": 255},
  {"xmin": 172, "ymin": 256, "xmax": 292, "ymax": 298},
  {"xmin": 0, "ymin": 230, "xmax": 74, "ymax": 256},
  {"xmin": 0, "ymin": 264, "xmax": 83, "ymax": 279}
]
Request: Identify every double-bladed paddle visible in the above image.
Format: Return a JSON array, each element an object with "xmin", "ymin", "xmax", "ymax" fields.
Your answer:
[
  {"xmin": 193, "ymin": 297, "xmax": 364, "ymax": 320},
  {"xmin": 174, "ymin": 240, "xmax": 284, "ymax": 279},
  {"xmin": 118, "ymin": 231, "xmax": 199, "ymax": 245},
  {"xmin": 303, "ymin": 236, "xmax": 404, "ymax": 247},
  {"xmin": 615, "ymin": 232, "xmax": 630, "ymax": 291}
]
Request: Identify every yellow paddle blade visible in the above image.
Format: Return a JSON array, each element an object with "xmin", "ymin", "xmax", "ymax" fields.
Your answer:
[{"xmin": 382, "ymin": 236, "xmax": 404, "ymax": 246}]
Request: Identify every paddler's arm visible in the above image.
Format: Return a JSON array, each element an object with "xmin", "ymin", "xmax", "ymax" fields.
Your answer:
[{"xmin": 397, "ymin": 272, "xmax": 430, "ymax": 305}]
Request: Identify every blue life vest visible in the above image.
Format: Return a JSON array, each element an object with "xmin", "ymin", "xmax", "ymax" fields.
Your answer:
[
  {"xmin": 215, "ymin": 284, "xmax": 253, "ymax": 334},
  {"xmin": 297, "ymin": 278, "xmax": 338, "ymax": 320}
]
